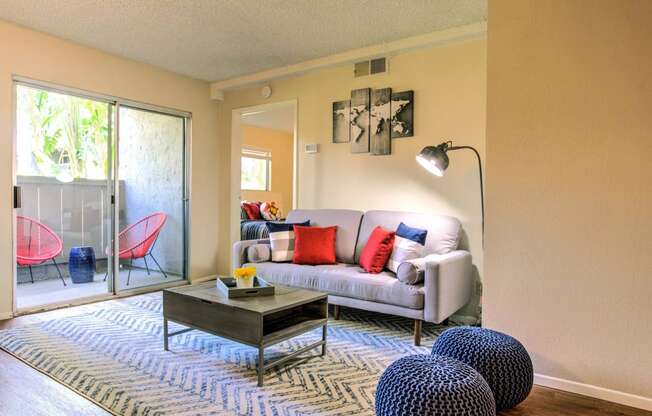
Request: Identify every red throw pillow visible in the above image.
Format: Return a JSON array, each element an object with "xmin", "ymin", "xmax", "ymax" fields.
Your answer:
[
  {"xmin": 359, "ymin": 226, "xmax": 395, "ymax": 273},
  {"xmin": 242, "ymin": 202, "xmax": 262, "ymax": 220},
  {"xmin": 293, "ymin": 225, "xmax": 337, "ymax": 265}
]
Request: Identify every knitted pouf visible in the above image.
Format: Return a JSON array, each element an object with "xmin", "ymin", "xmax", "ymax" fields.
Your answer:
[
  {"xmin": 375, "ymin": 354, "xmax": 496, "ymax": 416},
  {"xmin": 431, "ymin": 327, "xmax": 533, "ymax": 410}
]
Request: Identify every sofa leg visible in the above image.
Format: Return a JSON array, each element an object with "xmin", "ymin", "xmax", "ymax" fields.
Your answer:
[
  {"xmin": 414, "ymin": 319, "xmax": 422, "ymax": 346},
  {"xmin": 333, "ymin": 305, "xmax": 340, "ymax": 320}
]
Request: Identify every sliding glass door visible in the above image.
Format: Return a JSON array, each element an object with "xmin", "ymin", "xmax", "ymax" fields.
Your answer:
[
  {"xmin": 13, "ymin": 79, "xmax": 190, "ymax": 311},
  {"xmin": 14, "ymin": 83, "xmax": 114, "ymax": 309},
  {"xmin": 114, "ymin": 106, "xmax": 187, "ymax": 291}
]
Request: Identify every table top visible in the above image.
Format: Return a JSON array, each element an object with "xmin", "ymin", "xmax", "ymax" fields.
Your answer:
[{"xmin": 164, "ymin": 280, "xmax": 327, "ymax": 315}]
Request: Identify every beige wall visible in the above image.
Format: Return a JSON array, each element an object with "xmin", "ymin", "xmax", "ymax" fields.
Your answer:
[
  {"xmin": 486, "ymin": 0, "xmax": 652, "ymax": 399},
  {"xmin": 219, "ymin": 39, "xmax": 486, "ymax": 320},
  {"xmin": 241, "ymin": 125, "xmax": 293, "ymax": 213},
  {"xmin": 0, "ymin": 20, "xmax": 222, "ymax": 316}
]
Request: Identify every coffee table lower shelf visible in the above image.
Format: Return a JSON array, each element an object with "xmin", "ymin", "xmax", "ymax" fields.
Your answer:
[
  {"xmin": 162, "ymin": 283, "xmax": 329, "ymax": 387},
  {"xmin": 163, "ymin": 317, "xmax": 327, "ymax": 386}
]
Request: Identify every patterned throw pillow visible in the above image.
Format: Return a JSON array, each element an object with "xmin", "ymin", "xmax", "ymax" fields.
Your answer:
[
  {"xmin": 240, "ymin": 203, "xmax": 249, "ymax": 220},
  {"xmin": 387, "ymin": 222, "xmax": 428, "ymax": 274},
  {"xmin": 260, "ymin": 201, "xmax": 282, "ymax": 221},
  {"xmin": 266, "ymin": 221, "xmax": 310, "ymax": 262}
]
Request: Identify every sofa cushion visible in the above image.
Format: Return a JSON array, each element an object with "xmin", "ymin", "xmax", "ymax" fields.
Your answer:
[
  {"xmin": 246, "ymin": 262, "xmax": 424, "ymax": 309},
  {"xmin": 356, "ymin": 211, "xmax": 461, "ymax": 262},
  {"xmin": 286, "ymin": 209, "xmax": 364, "ymax": 264}
]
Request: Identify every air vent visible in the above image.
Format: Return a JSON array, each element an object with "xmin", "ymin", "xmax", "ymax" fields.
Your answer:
[
  {"xmin": 354, "ymin": 57, "xmax": 387, "ymax": 77},
  {"xmin": 304, "ymin": 143, "xmax": 319, "ymax": 154},
  {"xmin": 370, "ymin": 57, "xmax": 386, "ymax": 74},
  {"xmin": 354, "ymin": 61, "xmax": 370, "ymax": 77}
]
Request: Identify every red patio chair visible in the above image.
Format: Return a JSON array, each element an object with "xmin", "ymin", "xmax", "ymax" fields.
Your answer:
[
  {"xmin": 104, "ymin": 212, "xmax": 168, "ymax": 286},
  {"xmin": 16, "ymin": 216, "xmax": 66, "ymax": 286}
]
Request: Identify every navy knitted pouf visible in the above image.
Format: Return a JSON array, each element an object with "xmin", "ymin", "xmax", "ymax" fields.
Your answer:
[
  {"xmin": 375, "ymin": 354, "xmax": 496, "ymax": 416},
  {"xmin": 431, "ymin": 327, "xmax": 533, "ymax": 410}
]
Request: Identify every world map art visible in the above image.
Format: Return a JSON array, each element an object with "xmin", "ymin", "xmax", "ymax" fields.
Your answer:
[
  {"xmin": 332, "ymin": 88, "xmax": 414, "ymax": 155},
  {"xmin": 350, "ymin": 88, "xmax": 371, "ymax": 153}
]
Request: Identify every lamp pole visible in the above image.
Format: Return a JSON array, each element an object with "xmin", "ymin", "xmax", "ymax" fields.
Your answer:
[{"xmin": 447, "ymin": 145, "xmax": 484, "ymax": 245}]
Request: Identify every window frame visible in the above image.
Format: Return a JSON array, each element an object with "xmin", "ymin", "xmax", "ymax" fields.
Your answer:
[{"xmin": 241, "ymin": 146, "xmax": 272, "ymax": 192}]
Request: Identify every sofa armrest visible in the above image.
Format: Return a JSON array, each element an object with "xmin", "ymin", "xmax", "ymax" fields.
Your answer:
[
  {"xmin": 232, "ymin": 239, "xmax": 270, "ymax": 270},
  {"xmin": 422, "ymin": 250, "xmax": 473, "ymax": 324}
]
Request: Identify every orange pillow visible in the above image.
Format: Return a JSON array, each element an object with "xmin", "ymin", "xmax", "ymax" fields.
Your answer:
[
  {"xmin": 359, "ymin": 226, "xmax": 395, "ymax": 273},
  {"xmin": 293, "ymin": 225, "xmax": 337, "ymax": 265}
]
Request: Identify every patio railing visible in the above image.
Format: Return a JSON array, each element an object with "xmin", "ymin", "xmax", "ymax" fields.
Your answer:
[{"xmin": 17, "ymin": 176, "xmax": 124, "ymax": 262}]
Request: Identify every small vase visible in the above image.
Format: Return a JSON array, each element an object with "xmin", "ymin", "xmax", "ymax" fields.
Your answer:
[{"xmin": 236, "ymin": 275, "xmax": 255, "ymax": 288}]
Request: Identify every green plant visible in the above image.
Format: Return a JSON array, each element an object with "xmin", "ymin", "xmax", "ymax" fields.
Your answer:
[{"xmin": 17, "ymin": 85, "xmax": 110, "ymax": 180}]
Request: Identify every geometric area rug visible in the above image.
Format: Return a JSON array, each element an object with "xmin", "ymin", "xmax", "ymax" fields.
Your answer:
[{"xmin": 0, "ymin": 293, "xmax": 448, "ymax": 415}]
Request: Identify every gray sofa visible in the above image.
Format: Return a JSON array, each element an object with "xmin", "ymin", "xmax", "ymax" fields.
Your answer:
[{"xmin": 233, "ymin": 209, "xmax": 473, "ymax": 345}]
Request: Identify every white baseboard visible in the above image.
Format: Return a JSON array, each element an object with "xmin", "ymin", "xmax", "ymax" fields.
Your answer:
[
  {"xmin": 534, "ymin": 373, "xmax": 652, "ymax": 411},
  {"xmin": 0, "ymin": 311, "xmax": 13, "ymax": 320}
]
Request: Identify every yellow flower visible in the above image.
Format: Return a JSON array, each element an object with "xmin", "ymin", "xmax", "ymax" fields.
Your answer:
[{"xmin": 234, "ymin": 266, "xmax": 256, "ymax": 279}]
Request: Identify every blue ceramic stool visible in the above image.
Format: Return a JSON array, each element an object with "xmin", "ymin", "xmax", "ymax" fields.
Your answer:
[
  {"xmin": 432, "ymin": 327, "xmax": 533, "ymax": 410},
  {"xmin": 376, "ymin": 354, "xmax": 496, "ymax": 416},
  {"xmin": 68, "ymin": 246, "xmax": 96, "ymax": 284}
]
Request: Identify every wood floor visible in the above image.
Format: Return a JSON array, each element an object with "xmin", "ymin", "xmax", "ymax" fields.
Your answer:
[{"xmin": 0, "ymin": 296, "xmax": 649, "ymax": 416}]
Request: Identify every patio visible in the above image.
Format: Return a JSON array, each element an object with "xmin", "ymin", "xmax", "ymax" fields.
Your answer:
[
  {"xmin": 14, "ymin": 100, "xmax": 186, "ymax": 311},
  {"xmin": 17, "ymin": 262, "xmax": 182, "ymax": 310}
]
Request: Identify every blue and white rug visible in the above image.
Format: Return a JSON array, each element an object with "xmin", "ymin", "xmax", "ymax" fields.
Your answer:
[{"xmin": 0, "ymin": 293, "xmax": 447, "ymax": 415}]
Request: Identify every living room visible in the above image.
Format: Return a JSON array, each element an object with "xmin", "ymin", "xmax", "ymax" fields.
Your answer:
[{"xmin": 0, "ymin": 1, "xmax": 650, "ymax": 415}]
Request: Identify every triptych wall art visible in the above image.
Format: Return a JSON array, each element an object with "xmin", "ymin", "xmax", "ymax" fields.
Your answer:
[{"xmin": 332, "ymin": 88, "xmax": 414, "ymax": 155}]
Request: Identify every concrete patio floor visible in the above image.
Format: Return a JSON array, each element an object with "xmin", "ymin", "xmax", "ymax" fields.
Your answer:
[{"xmin": 16, "ymin": 268, "xmax": 183, "ymax": 310}]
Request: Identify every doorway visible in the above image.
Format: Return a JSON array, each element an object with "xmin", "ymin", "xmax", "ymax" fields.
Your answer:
[
  {"xmin": 12, "ymin": 78, "xmax": 190, "ymax": 312},
  {"xmin": 231, "ymin": 101, "xmax": 298, "ymax": 254}
]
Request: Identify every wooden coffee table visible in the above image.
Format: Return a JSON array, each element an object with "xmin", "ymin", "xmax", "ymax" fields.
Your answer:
[{"xmin": 163, "ymin": 281, "xmax": 328, "ymax": 386}]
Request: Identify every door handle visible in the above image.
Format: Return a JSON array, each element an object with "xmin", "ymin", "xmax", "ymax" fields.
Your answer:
[{"xmin": 13, "ymin": 186, "xmax": 21, "ymax": 209}]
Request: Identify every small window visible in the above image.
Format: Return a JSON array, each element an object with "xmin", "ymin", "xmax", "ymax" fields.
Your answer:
[{"xmin": 241, "ymin": 147, "xmax": 272, "ymax": 191}]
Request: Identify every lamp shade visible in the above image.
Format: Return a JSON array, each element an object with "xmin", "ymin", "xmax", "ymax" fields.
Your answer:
[{"xmin": 416, "ymin": 145, "xmax": 449, "ymax": 177}]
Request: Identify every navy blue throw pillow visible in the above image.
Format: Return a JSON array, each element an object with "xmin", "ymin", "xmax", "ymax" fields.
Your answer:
[{"xmin": 396, "ymin": 222, "xmax": 428, "ymax": 245}]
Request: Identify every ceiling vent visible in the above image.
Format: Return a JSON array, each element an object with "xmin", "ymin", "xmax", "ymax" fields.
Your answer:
[{"xmin": 354, "ymin": 57, "xmax": 387, "ymax": 77}]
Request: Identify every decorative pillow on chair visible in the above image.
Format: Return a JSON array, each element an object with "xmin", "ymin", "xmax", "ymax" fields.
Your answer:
[
  {"xmin": 293, "ymin": 225, "xmax": 337, "ymax": 265},
  {"xmin": 260, "ymin": 201, "xmax": 282, "ymax": 221},
  {"xmin": 242, "ymin": 202, "xmax": 262, "ymax": 220},
  {"xmin": 359, "ymin": 226, "xmax": 395, "ymax": 274},
  {"xmin": 240, "ymin": 203, "xmax": 249, "ymax": 220},
  {"xmin": 387, "ymin": 222, "xmax": 428, "ymax": 273},
  {"xmin": 266, "ymin": 221, "xmax": 310, "ymax": 262}
]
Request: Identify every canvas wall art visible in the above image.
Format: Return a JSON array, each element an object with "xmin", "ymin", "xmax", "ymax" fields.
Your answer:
[
  {"xmin": 390, "ymin": 90, "xmax": 414, "ymax": 138},
  {"xmin": 370, "ymin": 88, "xmax": 392, "ymax": 155},
  {"xmin": 350, "ymin": 88, "xmax": 371, "ymax": 153},
  {"xmin": 332, "ymin": 100, "xmax": 350, "ymax": 143}
]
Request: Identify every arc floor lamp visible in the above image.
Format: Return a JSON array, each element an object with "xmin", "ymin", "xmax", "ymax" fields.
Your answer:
[{"xmin": 416, "ymin": 141, "xmax": 484, "ymax": 245}]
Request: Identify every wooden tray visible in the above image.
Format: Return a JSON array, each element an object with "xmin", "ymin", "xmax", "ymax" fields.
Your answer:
[{"xmin": 216, "ymin": 276, "xmax": 275, "ymax": 298}]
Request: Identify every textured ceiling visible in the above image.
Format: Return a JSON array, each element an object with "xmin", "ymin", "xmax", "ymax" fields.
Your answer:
[
  {"xmin": 242, "ymin": 104, "xmax": 295, "ymax": 133},
  {"xmin": 0, "ymin": 0, "xmax": 487, "ymax": 82}
]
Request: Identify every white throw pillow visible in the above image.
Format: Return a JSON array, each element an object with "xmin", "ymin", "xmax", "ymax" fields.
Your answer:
[{"xmin": 247, "ymin": 244, "xmax": 271, "ymax": 263}]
